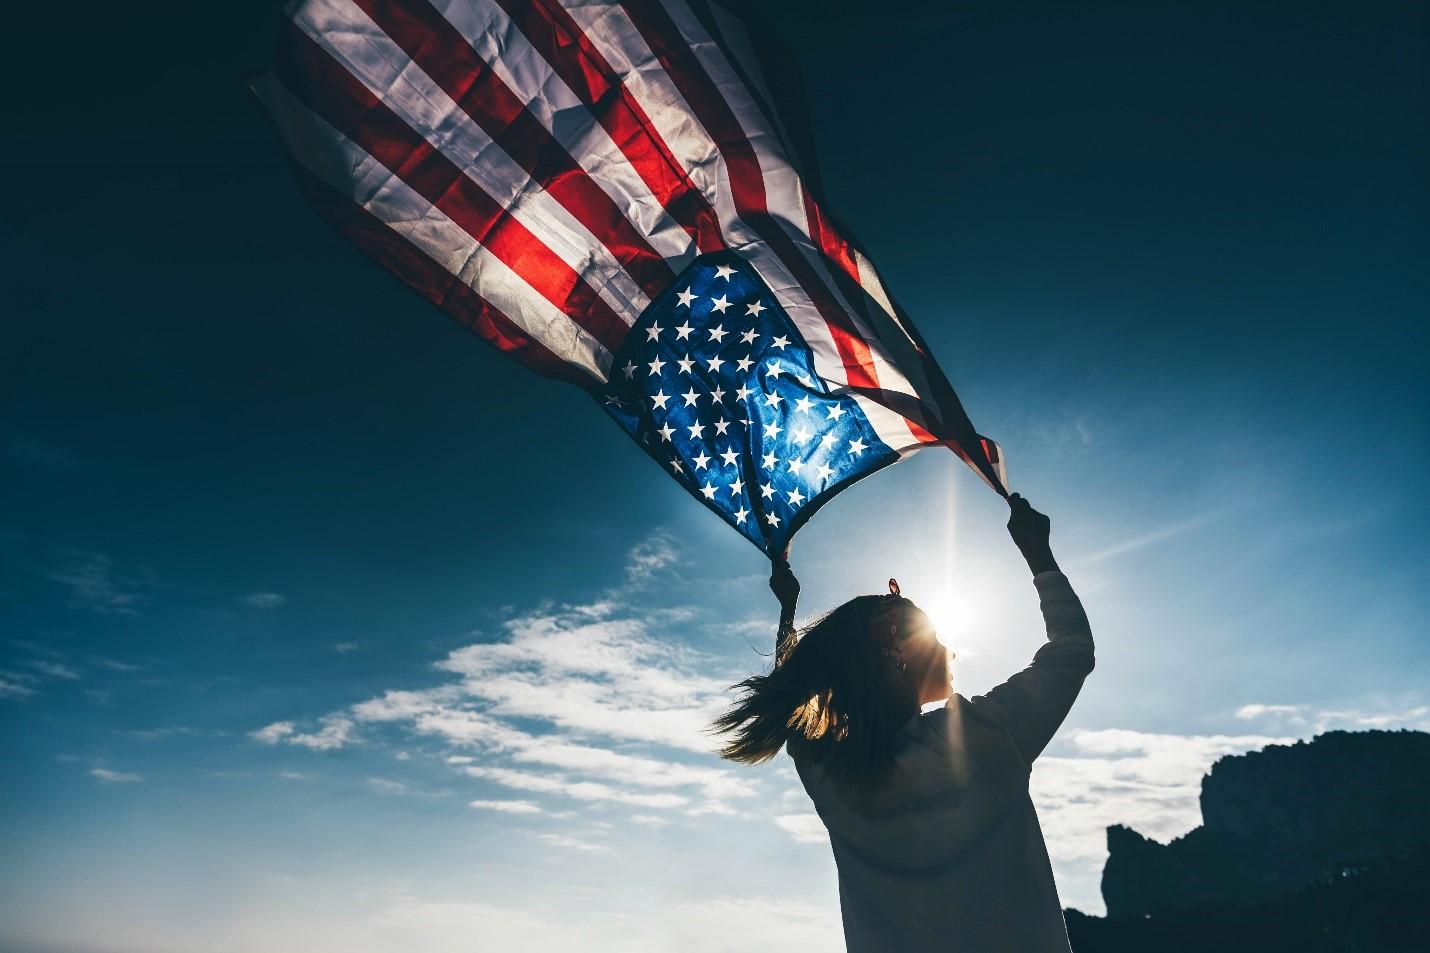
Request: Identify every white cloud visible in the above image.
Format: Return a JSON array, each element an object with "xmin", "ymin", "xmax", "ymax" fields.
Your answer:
[
  {"xmin": 334, "ymin": 641, "xmax": 360, "ymax": 654},
  {"xmin": 90, "ymin": 767, "xmax": 142, "ymax": 784},
  {"xmin": 469, "ymin": 799, "xmax": 543, "ymax": 814},
  {"xmin": 465, "ymin": 765, "xmax": 689, "ymax": 809},
  {"xmin": 535, "ymin": 833, "xmax": 611, "ymax": 853},
  {"xmin": 1234, "ymin": 700, "xmax": 1430, "ymax": 733},
  {"xmin": 773, "ymin": 813, "xmax": 827, "ymax": 845},
  {"xmin": 628, "ymin": 813, "xmax": 669, "ymax": 826},
  {"xmin": 0, "ymin": 673, "xmax": 37, "ymax": 699},
  {"xmin": 30, "ymin": 660, "xmax": 80, "ymax": 680},
  {"xmin": 288, "ymin": 717, "xmax": 355, "ymax": 751},
  {"xmin": 250, "ymin": 721, "xmax": 296, "ymax": 744},
  {"xmin": 242, "ymin": 592, "xmax": 286, "ymax": 609},
  {"xmin": 48, "ymin": 551, "xmax": 147, "ymax": 614},
  {"xmin": 368, "ymin": 778, "xmax": 408, "ymax": 794}
]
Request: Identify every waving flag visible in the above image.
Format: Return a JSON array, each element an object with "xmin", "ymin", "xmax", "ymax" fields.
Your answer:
[{"xmin": 254, "ymin": 0, "xmax": 1008, "ymax": 555}]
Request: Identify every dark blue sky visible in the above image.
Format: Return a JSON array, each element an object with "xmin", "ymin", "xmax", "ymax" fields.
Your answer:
[{"xmin": 2, "ymin": 1, "xmax": 1426, "ymax": 947}]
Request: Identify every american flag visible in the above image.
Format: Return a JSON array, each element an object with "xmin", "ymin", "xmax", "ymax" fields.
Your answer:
[{"xmin": 255, "ymin": 0, "xmax": 1008, "ymax": 556}]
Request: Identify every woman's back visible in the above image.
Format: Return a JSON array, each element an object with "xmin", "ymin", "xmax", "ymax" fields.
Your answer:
[{"xmin": 791, "ymin": 695, "xmax": 1069, "ymax": 953}]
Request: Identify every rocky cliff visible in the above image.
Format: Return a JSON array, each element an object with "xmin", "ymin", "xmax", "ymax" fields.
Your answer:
[{"xmin": 1099, "ymin": 729, "xmax": 1430, "ymax": 918}]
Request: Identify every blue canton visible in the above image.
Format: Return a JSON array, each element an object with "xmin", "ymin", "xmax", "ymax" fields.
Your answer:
[{"xmin": 596, "ymin": 252, "xmax": 898, "ymax": 555}]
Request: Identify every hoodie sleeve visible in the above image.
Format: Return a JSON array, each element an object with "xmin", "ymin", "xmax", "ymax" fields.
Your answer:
[{"xmin": 970, "ymin": 570, "xmax": 1095, "ymax": 765}]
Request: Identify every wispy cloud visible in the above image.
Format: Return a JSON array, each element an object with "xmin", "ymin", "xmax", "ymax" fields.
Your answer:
[
  {"xmin": 0, "ymin": 674, "xmax": 38, "ymax": 699},
  {"xmin": 90, "ymin": 767, "xmax": 143, "ymax": 784},
  {"xmin": 1234, "ymin": 700, "xmax": 1430, "ymax": 733},
  {"xmin": 469, "ymin": 799, "xmax": 543, "ymax": 814},
  {"xmin": 29, "ymin": 660, "xmax": 80, "ymax": 680},
  {"xmin": 334, "ymin": 641, "xmax": 361, "ymax": 654},
  {"xmin": 241, "ymin": 592, "xmax": 286, "ymax": 609},
  {"xmin": 1072, "ymin": 509, "xmax": 1231, "ymax": 565},
  {"xmin": 256, "ymin": 538, "xmax": 757, "ymax": 835},
  {"xmin": 47, "ymin": 550, "xmax": 149, "ymax": 614}
]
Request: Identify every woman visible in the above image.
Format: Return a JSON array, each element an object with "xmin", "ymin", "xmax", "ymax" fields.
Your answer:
[{"xmin": 714, "ymin": 495, "xmax": 1094, "ymax": 953}]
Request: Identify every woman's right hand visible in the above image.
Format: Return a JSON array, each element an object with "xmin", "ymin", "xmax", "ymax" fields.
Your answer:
[{"xmin": 770, "ymin": 557, "xmax": 800, "ymax": 618}]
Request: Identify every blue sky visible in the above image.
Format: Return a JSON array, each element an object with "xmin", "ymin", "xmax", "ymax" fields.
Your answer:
[{"xmin": 2, "ymin": 0, "xmax": 1426, "ymax": 950}]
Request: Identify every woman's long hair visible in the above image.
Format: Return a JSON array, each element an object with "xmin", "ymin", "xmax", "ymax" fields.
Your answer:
[{"xmin": 711, "ymin": 594, "xmax": 921, "ymax": 797}]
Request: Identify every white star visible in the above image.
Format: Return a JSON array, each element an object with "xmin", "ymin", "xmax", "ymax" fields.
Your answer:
[
  {"xmin": 796, "ymin": 372, "xmax": 813, "ymax": 387},
  {"xmin": 735, "ymin": 356, "xmax": 754, "ymax": 373},
  {"xmin": 675, "ymin": 321, "xmax": 694, "ymax": 341},
  {"xmin": 770, "ymin": 335, "xmax": 790, "ymax": 350},
  {"xmin": 687, "ymin": 422, "xmax": 706, "ymax": 440},
  {"xmin": 669, "ymin": 458, "xmax": 683, "ymax": 473},
  {"xmin": 760, "ymin": 483, "xmax": 776, "ymax": 500},
  {"xmin": 793, "ymin": 395, "xmax": 814, "ymax": 413},
  {"xmin": 740, "ymin": 328, "xmax": 758, "ymax": 344},
  {"xmin": 710, "ymin": 385, "xmax": 727, "ymax": 403},
  {"xmin": 728, "ymin": 476, "xmax": 744, "ymax": 496},
  {"xmin": 787, "ymin": 458, "xmax": 805, "ymax": 475},
  {"xmin": 700, "ymin": 482, "xmax": 717, "ymax": 500},
  {"xmin": 650, "ymin": 390, "xmax": 671, "ymax": 410},
  {"xmin": 646, "ymin": 323, "xmax": 663, "ymax": 341},
  {"xmin": 819, "ymin": 433, "xmax": 838, "ymax": 450},
  {"xmin": 814, "ymin": 462, "xmax": 835, "ymax": 483},
  {"xmin": 761, "ymin": 451, "xmax": 778, "ymax": 469},
  {"xmin": 714, "ymin": 263, "xmax": 737, "ymax": 280},
  {"xmin": 745, "ymin": 300, "xmax": 767, "ymax": 317},
  {"xmin": 719, "ymin": 448, "xmax": 739, "ymax": 466},
  {"xmin": 603, "ymin": 393, "xmax": 620, "ymax": 407},
  {"xmin": 848, "ymin": 438, "xmax": 867, "ymax": 457},
  {"xmin": 763, "ymin": 421, "xmax": 782, "ymax": 440},
  {"xmin": 826, "ymin": 404, "xmax": 846, "ymax": 421},
  {"xmin": 693, "ymin": 451, "xmax": 711, "ymax": 471},
  {"xmin": 787, "ymin": 487, "xmax": 805, "ymax": 506},
  {"xmin": 713, "ymin": 418, "xmax": 730, "ymax": 436},
  {"xmin": 765, "ymin": 391, "xmax": 784, "ymax": 408},
  {"xmin": 705, "ymin": 354, "xmax": 725, "ymax": 373},
  {"xmin": 765, "ymin": 512, "xmax": 781, "ymax": 527},
  {"xmin": 790, "ymin": 425, "xmax": 811, "ymax": 445},
  {"xmin": 711, "ymin": 294, "xmax": 731, "ymax": 314},
  {"xmin": 647, "ymin": 355, "xmax": 666, "ymax": 376},
  {"xmin": 767, "ymin": 364, "xmax": 783, "ymax": 379},
  {"xmin": 682, "ymin": 387, "xmax": 700, "ymax": 407},
  {"xmin": 708, "ymin": 323, "xmax": 728, "ymax": 343},
  {"xmin": 622, "ymin": 360, "xmax": 636, "ymax": 379},
  {"xmin": 676, "ymin": 288, "xmax": 696, "ymax": 308},
  {"xmin": 657, "ymin": 423, "xmax": 675, "ymax": 442},
  {"xmin": 677, "ymin": 354, "xmax": 695, "ymax": 374},
  {"xmin": 733, "ymin": 506, "xmax": 748, "ymax": 525},
  {"xmin": 735, "ymin": 383, "xmax": 753, "ymax": 402}
]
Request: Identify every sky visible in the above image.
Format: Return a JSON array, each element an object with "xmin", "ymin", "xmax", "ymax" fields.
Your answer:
[{"xmin": 1, "ymin": 0, "xmax": 1427, "ymax": 949}]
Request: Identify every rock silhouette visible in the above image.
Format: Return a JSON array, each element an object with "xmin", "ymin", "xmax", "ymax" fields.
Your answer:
[{"xmin": 1068, "ymin": 730, "xmax": 1430, "ymax": 952}]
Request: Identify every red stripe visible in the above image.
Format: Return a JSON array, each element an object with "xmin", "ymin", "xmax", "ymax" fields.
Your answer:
[
  {"xmin": 609, "ymin": 0, "xmax": 882, "ymax": 392},
  {"xmin": 275, "ymin": 23, "xmax": 630, "ymax": 354},
  {"xmin": 349, "ymin": 0, "xmax": 677, "ymax": 300},
  {"xmin": 289, "ymin": 162, "xmax": 600, "ymax": 387},
  {"xmin": 493, "ymin": 0, "xmax": 724, "ymax": 255}
]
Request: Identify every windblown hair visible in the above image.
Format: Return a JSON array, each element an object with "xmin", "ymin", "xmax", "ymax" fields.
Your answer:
[{"xmin": 712, "ymin": 594, "xmax": 921, "ymax": 797}]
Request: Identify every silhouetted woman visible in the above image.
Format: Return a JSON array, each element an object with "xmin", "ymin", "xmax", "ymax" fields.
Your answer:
[{"xmin": 714, "ymin": 495, "xmax": 1094, "ymax": 953}]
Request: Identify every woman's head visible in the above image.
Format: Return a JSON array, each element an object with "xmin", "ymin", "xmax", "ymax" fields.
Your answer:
[{"xmin": 711, "ymin": 589, "xmax": 953, "ymax": 796}]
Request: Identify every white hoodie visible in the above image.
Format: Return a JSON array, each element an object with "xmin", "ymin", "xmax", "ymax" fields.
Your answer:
[{"xmin": 791, "ymin": 571, "xmax": 1095, "ymax": 953}]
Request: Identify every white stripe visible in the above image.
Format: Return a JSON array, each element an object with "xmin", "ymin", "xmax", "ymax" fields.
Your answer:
[
  {"xmin": 292, "ymin": 0, "xmax": 648, "ymax": 326},
  {"xmin": 554, "ymin": 0, "xmax": 865, "ymax": 398},
  {"xmin": 427, "ymin": 0, "xmax": 696, "ymax": 268},
  {"xmin": 253, "ymin": 73, "xmax": 613, "ymax": 382},
  {"xmin": 654, "ymin": 0, "xmax": 930, "ymax": 419}
]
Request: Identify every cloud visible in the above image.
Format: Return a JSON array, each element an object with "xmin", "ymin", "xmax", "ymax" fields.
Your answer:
[
  {"xmin": 1233, "ymin": 700, "xmax": 1430, "ymax": 733},
  {"xmin": 0, "ymin": 673, "xmax": 38, "ymax": 699},
  {"xmin": 464, "ymin": 765, "xmax": 690, "ymax": 809},
  {"xmin": 251, "ymin": 722, "xmax": 296, "ymax": 744},
  {"xmin": 368, "ymin": 778, "xmax": 408, "ymax": 794},
  {"xmin": 469, "ymin": 799, "xmax": 543, "ymax": 814},
  {"xmin": 1072, "ymin": 510, "xmax": 1231, "ymax": 565},
  {"xmin": 534, "ymin": 833, "xmax": 612, "ymax": 853},
  {"xmin": 334, "ymin": 641, "xmax": 361, "ymax": 654},
  {"xmin": 624, "ymin": 534, "xmax": 679, "ymax": 585},
  {"xmin": 90, "ymin": 767, "xmax": 142, "ymax": 784},
  {"xmin": 30, "ymin": 660, "xmax": 80, "ymax": 680},
  {"xmin": 773, "ymin": 813, "xmax": 827, "ymax": 845},
  {"xmin": 47, "ymin": 551, "xmax": 148, "ymax": 614},
  {"xmin": 242, "ymin": 592, "xmax": 287, "ymax": 609}
]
